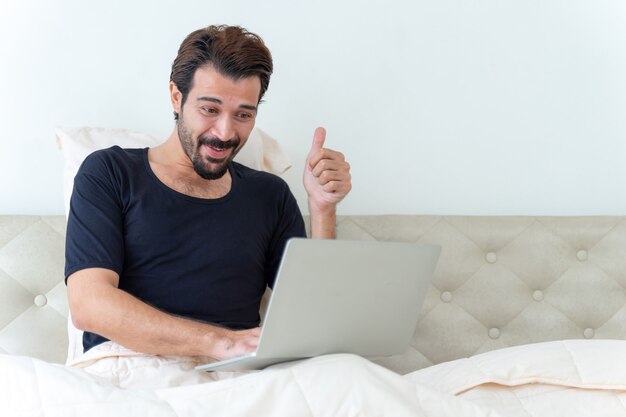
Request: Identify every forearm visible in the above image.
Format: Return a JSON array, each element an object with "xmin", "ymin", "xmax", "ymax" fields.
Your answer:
[
  {"xmin": 308, "ymin": 201, "xmax": 337, "ymax": 239},
  {"xmin": 68, "ymin": 269, "xmax": 249, "ymax": 359},
  {"xmin": 76, "ymin": 284, "xmax": 218, "ymax": 357}
]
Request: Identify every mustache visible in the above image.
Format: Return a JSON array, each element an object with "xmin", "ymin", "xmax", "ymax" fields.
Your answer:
[{"xmin": 198, "ymin": 136, "xmax": 240, "ymax": 150}]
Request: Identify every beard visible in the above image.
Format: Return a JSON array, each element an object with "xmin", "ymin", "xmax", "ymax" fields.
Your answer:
[{"xmin": 177, "ymin": 118, "xmax": 242, "ymax": 180}]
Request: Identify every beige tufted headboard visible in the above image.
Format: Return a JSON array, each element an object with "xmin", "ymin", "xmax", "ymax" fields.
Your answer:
[
  {"xmin": 2, "ymin": 215, "xmax": 626, "ymax": 374},
  {"xmin": 0, "ymin": 216, "xmax": 68, "ymax": 363}
]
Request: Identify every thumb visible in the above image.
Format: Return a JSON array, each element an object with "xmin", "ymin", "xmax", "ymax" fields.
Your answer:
[{"xmin": 309, "ymin": 127, "xmax": 326, "ymax": 156}]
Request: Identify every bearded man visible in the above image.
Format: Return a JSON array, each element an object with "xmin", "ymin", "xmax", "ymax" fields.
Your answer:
[{"xmin": 65, "ymin": 25, "xmax": 351, "ymax": 363}]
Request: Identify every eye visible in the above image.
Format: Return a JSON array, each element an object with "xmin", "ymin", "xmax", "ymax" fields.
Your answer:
[
  {"xmin": 236, "ymin": 112, "xmax": 255, "ymax": 121},
  {"xmin": 200, "ymin": 106, "xmax": 218, "ymax": 115}
]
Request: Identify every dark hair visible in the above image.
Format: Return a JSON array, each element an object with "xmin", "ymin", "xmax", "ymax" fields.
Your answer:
[{"xmin": 170, "ymin": 25, "xmax": 273, "ymax": 121}]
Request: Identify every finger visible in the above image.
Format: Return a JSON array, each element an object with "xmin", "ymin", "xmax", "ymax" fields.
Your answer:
[
  {"xmin": 307, "ymin": 127, "xmax": 326, "ymax": 168},
  {"xmin": 311, "ymin": 159, "xmax": 349, "ymax": 178},
  {"xmin": 315, "ymin": 167, "xmax": 351, "ymax": 186},
  {"xmin": 323, "ymin": 180, "xmax": 352, "ymax": 195},
  {"xmin": 243, "ymin": 337, "xmax": 259, "ymax": 350},
  {"xmin": 237, "ymin": 329, "xmax": 260, "ymax": 350},
  {"xmin": 311, "ymin": 127, "xmax": 326, "ymax": 152}
]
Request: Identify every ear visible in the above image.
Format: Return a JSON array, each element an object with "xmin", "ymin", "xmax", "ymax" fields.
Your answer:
[{"xmin": 169, "ymin": 81, "xmax": 183, "ymax": 115}]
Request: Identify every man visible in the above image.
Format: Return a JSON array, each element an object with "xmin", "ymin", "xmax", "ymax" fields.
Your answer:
[{"xmin": 65, "ymin": 25, "xmax": 351, "ymax": 362}]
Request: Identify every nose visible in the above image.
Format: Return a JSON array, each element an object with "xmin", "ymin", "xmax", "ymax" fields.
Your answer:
[{"xmin": 212, "ymin": 115, "xmax": 235, "ymax": 141}]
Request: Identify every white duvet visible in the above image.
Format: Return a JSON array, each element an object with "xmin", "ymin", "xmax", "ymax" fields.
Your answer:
[{"xmin": 2, "ymin": 340, "xmax": 626, "ymax": 416}]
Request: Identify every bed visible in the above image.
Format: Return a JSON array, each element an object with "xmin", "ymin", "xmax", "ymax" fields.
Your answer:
[
  {"xmin": 3, "ymin": 214, "xmax": 626, "ymax": 416},
  {"xmin": 2, "ymin": 127, "xmax": 626, "ymax": 415}
]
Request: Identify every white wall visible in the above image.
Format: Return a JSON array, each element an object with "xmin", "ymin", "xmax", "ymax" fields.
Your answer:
[{"xmin": 2, "ymin": 0, "xmax": 626, "ymax": 215}]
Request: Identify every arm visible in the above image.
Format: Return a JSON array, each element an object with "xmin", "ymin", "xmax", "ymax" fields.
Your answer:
[
  {"xmin": 67, "ymin": 267, "xmax": 259, "ymax": 359},
  {"xmin": 303, "ymin": 127, "xmax": 352, "ymax": 238}
]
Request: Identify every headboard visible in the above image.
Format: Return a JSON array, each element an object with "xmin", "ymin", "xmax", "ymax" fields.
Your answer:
[
  {"xmin": 2, "ymin": 215, "xmax": 626, "ymax": 374},
  {"xmin": 0, "ymin": 216, "xmax": 68, "ymax": 363}
]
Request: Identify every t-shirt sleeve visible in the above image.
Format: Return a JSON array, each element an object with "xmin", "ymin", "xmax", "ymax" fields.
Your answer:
[
  {"xmin": 265, "ymin": 186, "xmax": 306, "ymax": 289},
  {"xmin": 65, "ymin": 151, "xmax": 125, "ymax": 281}
]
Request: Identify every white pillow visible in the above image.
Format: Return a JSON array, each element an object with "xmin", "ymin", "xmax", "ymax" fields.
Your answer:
[
  {"xmin": 56, "ymin": 126, "xmax": 292, "ymax": 217},
  {"xmin": 56, "ymin": 125, "xmax": 291, "ymax": 364}
]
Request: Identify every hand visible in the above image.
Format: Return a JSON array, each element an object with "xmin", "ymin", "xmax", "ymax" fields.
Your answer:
[
  {"xmin": 211, "ymin": 327, "xmax": 261, "ymax": 361},
  {"xmin": 303, "ymin": 127, "xmax": 352, "ymax": 212}
]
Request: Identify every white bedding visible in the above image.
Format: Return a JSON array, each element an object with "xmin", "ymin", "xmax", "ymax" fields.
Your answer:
[
  {"xmin": 407, "ymin": 339, "xmax": 626, "ymax": 417},
  {"xmin": 3, "ymin": 340, "xmax": 626, "ymax": 416},
  {"xmin": 1, "ymin": 353, "xmax": 489, "ymax": 417}
]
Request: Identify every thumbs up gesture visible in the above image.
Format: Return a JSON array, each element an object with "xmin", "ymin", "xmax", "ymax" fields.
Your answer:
[{"xmin": 303, "ymin": 127, "xmax": 352, "ymax": 213}]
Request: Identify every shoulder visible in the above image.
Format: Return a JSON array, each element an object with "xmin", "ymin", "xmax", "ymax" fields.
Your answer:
[
  {"xmin": 78, "ymin": 146, "xmax": 145, "ymax": 177},
  {"xmin": 232, "ymin": 161, "xmax": 290, "ymax": 190},
  {"xmin": 231, "ymin": 162, "xmax": 299, "ymax": 210}
]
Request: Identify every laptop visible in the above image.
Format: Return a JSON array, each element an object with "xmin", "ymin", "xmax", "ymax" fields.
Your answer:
[{"xmin": 196, "ymin": 238, "xmax": 441, "ymax": 372}]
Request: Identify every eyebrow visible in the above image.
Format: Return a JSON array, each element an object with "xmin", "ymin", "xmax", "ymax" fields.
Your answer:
[{"xmin": 197, "ymin": 96, "xmax": 257, "ymax": 112}]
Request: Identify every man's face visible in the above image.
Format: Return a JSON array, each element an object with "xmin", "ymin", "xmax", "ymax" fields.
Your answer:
[{"xmin": 172, "ymin": 65, "xmax": 261, "ymax": 180}]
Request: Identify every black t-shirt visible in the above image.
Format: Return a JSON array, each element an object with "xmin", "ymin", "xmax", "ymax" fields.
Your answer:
[{"xmin": 65, "ymin": 146, "xmax": 306, "ymax": 352}]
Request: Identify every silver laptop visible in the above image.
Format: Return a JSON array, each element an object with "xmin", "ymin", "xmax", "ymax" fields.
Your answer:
[{"xmin": 196, "ymin": 238, "xmax": 440, "ymax": 372}]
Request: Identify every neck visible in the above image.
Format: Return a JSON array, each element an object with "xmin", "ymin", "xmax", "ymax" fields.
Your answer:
[{"xmin": 146, "ymin": 130, "xmax": 233, "ymax": 199}]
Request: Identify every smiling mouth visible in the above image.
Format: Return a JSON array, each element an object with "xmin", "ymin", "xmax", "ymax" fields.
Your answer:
[
  {"xmin": 208, "ymin": 142, "xmax": 231, "ymax": 151},
  {"xmin": 199, "ymin": 137, "xmax": 239, "ymax": 161},
  {"xmin": 203, "ymin": 144, "xmax": 231, "ymax": 161}
]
